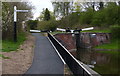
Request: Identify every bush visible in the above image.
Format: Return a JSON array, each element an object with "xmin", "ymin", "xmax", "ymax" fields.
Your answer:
[
  {"xmin": 104, "ymin": 3, "xmax": 119, "ymax": 25},
  {"xmin": 37, "ymin": 20, "xmax": 57, "ymax": 31},
  {"xmin": 91, "ymin": 10, "xmax": 105, "ymax": 26},
  {"xmin": 117, "ymin": 6, "xmax": 120, "ymax": 25},
  {"xmin": 54, "ymin": 2, "xmax": 119, "ymax": 29},
  {"xmin": 110, "ymin": 25, "xmax": 120, "ymax": 40},
  {"xmin": 91, "ymin": 3, "xmax": 119, "ymax": 27},
  {"xmin": 79, "ymin": 8, "xmax": 94, "ymax": 25},
  {"xmin": 57, "ymin": 12, "xmax": 80, "ymax": 28},
  {"xmin": 27, "ymin": 20, "xmax": 38, "ymax": 30}
]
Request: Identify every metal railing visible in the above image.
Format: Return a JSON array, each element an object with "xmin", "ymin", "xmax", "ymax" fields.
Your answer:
[{"xmin": 48, "ymin": 33, "xmax": 93, "ymax": 76}]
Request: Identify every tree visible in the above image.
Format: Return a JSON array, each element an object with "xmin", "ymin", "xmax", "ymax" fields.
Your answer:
[
  {"xmin": 2, "ymin": 2, "xmax": 34, "ymax": 40},
  {"xmin": 44, "ymin": 8, "xmax": 50, "ymax": 21},
  {"xmin": 118, "ymin": 1, "xmax": 120, "ymax": 5},
  {"xmin": 52, "ymin": 1, "xmax": 72, "ymax": 18},
  {"xmin": 74, "ymin": 2, "xmax": 82, "ymax": 12},
  {"xmin": 99, "ymin": 2, "xmax": 104, "ymax": 10},
  {"xmin": 37, "ymin": 9, "xmax": 55, "ymax": 21}
]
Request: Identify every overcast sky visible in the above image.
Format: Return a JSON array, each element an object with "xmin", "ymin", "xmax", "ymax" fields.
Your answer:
[{"xmin": 29, "ymin": 0, "xmax": 53, "ymax": 20}]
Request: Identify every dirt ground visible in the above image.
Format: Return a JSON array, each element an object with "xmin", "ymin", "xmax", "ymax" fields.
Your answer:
[{"xmin": 1, "ymin": 34, "xmax": 35, "ymax": 74}]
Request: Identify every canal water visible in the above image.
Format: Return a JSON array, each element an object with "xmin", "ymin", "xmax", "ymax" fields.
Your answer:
[{"xmin": 76, "ymin": 49, "xmax": 120, "ymax": 75}]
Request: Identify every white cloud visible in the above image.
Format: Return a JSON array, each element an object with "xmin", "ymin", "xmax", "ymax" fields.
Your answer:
[{"xmin": 29, "ymin": 0, "xmax": 53, "ymax": 20}]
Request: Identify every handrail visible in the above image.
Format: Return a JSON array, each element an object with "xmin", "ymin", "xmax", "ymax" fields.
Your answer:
[{"xmin": 48, "ymin": 33, "xmax": 99, "ymax": 76}]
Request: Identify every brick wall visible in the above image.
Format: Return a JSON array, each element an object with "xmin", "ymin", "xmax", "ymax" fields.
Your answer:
[
  {"xmin": 55, "ymin": 33, "xmax": 76, "ymax": 50},
  {"xmin": 54, "ymin": 33, "xmax": 111, "ymax": 51}
]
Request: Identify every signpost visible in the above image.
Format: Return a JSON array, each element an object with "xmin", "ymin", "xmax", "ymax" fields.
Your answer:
[{"xmin": 14, "ymin": 6, "xmax": 29, "ymax": 42}]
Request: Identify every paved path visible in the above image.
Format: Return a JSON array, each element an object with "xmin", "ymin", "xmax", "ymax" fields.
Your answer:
[{"xmin": 25, "ymin": 33, "xmax": 64, "ymax": 75}]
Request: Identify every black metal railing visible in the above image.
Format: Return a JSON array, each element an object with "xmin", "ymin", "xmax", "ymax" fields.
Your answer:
[{"xmin": 48, "ymin": 33, "xmax": 92, "ymax": 76}]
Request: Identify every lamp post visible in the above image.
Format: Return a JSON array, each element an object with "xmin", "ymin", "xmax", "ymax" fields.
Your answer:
[{"xmin": 14, "ymin": 6, "xmax": 29, "ymax": 42}]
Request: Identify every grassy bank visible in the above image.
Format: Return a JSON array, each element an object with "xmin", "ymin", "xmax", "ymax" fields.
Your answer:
[
  {"xmin": 2, "ymin": 33, "xmax": 26, "ymax": 52},
  {"xmin": 94, "ymin": 39, "xmax": 119, "ymax": 74},
  {"xmin": 95, "ymin": 40, "xmax": 119, "ymax": 50},
  {"xmin": 81, "ymin": 29, "xmax": 110, "ymax": 33}
]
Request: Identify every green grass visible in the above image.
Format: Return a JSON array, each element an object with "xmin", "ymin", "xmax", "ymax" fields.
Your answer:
[
  {"xmin": 0, "ymin": 54, "xmax": 10, "ymax": 59},
  {"xmin": 81, "ymin": 29, "xmax": 110, "ymax": 33},
  {"xmin": 2, "ymin": 33, "xmax": 26, "ymax": 52},
  {"xmin": 0, "ymin": 40, "xmax": 1, "ymax": 51},
  {"xmin": 95, "ymin": 40, "xmax": 119, "ymax": 50}
]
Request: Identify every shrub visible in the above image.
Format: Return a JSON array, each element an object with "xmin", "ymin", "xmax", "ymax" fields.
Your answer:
[
  {"xmin": 104, "ymin": 3, "xmax": 119, "ymax": 26},
  {"xmin": 110, "ymin": 25, "xmax": 120, "ymax": 40},
  {"xmin": 37, "ymin": 20, "xmax": 57, "ymax": 31},
  {"xmin": 91, "ymin": 10, "xmax": 105, "ymax": 26},
  {"xmin": 27, "ymin": 20, "xmax": 38, "ymax": 30},
  {"xmin": 79, "ymin": 8, "xmax": 94, "ymax": 25}
]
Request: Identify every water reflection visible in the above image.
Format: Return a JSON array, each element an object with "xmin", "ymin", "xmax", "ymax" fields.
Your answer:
[{"xmin": 75, "ymin": 49, "xmax": 119, "ymax": 74}]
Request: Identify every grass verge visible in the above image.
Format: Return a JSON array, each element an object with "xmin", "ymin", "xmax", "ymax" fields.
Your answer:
[
  {"xmin": 95, "ymin": 40, "xmax": 119, "ymax": 50},
  {"xmin": 2, "ymin": 33, "xmax": 26, "ymax": 52},
  {"xmin": 81, "ymin": 29, "xmax": 110, "ymax": 33}
]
